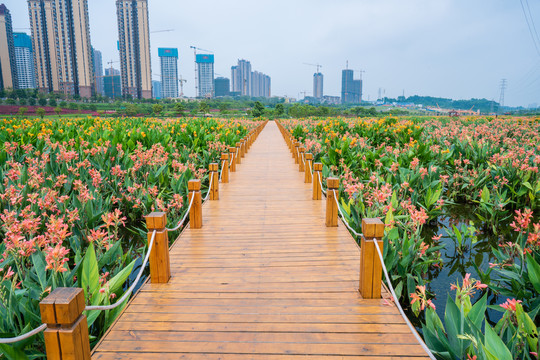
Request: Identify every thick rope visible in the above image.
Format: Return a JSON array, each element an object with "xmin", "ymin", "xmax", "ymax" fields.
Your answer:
[
  {"xmin": 86, "ymin": 229, "xmax": 156, "ymax": 312},
  {"xmin": 0, "ymin": 324, "xmax": 47, "ymax": 344},
  {"xmin": 229, "ymin": 152, "xmax": 235, "ymax": 167},
  {"xmin": 166, "ymin": 191, "xmax": 196, "ymax": 232},
  {"xmin": 372, "ymin": 239, "xmax": 437, "ymax": 360},
  {"xmin": 219, "ymin": 160, "xmax": 226, "ymax": 182},
  {"xmin": 203, "ymin": 174, "xmax": 214, "ymax": 202},
  {"xmin": 317, "ymin": 172, "xmax": 327, "ymax": 196},
  {"xmin": 331, "ymin": 189, "xmax": 362, "ymax": 237}
]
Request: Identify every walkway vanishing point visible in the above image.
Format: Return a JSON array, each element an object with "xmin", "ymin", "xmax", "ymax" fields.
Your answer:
[{"xmin": 92, "ymin": 121, "xmax": 430, "ymax": 359}]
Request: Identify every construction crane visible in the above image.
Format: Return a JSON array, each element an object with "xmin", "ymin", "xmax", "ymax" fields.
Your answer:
[
  {"xmin": 151, "ymin": 29, "xmax": 174, "ymax": 34},
  {"xmin": 190, "ymin": 46, "xmax": 214, "ymax": 97},
  {"xmin": 179, "ymin": 75, "xmax": 187, "ymax": 97},
  {"xmin": 303, "ymin": 63, "xmax": 322, "ymax": 73}
]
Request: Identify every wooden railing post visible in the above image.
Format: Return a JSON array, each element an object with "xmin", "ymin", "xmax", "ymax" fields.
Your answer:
[
  {"xmin": 229, "ymin": 146, "xmax": 236, "ymax": 172},
  {"xmin": 294, "ymin": 142, "xmax": 300, "ymax": 163},
  {"xmin": 235, "ymin": 142, "xmax": 242, "ymax": 165},
  {"xmin": 313, "ymin": 163, "xmax": 322, "ymax": 200},
  {"xmin": 359, "ymin": 218, "xmax": 385, "ymax": 299},
  {"xmin": 241, "ymin": 140, "xmax": 246, "ymax": 158},
  {"xmin": 40, "ymin": 288, "xmax": 91, "ymax": 360},
  {"xmin": 145, "ymin": 212, "xmax": 170, "ymax": 283},
  {"xmin": 298, "ymin": 147, "xmax": 305, "ymax": 172},
  {"xmin": 188, "ymin": 179, "xmax": 202, "ymax": 228},
  {"xmin": 325, "ymin": 178, "xmax": 339, "ymax": 227},
  {"xmin": 221, "ymin": 153, "xmax": 229, "ymax": 183},
  {"xmin": 305, "ymin": 153, "xmax": 313, "ymax": 183},
  {"xmin": 209, "ymin": 163, "xmax": 219, "ymax": 200}
]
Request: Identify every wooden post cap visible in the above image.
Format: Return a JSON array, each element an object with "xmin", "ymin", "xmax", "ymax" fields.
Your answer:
[
  {"xmin": 305, "ymin": 153, "xmax": 313, "ymax": 160},
  {"xmin": 327, "ymin": 177, "xmax": 339, "ymax": 189},
  {"xmin": 314, "ymin": 163, "xmax": 323, "ymax": 171},
  {"xmin": 221, "ymin": 153, "xmax": 229, "ymax": 160},
  {"xmin": 228, "ymin": 146, "xmax": 235, "ymax": 152},
  {"xmin": 209, "ymin": 163, "xmax": 218, "ymax": 171},
  {"xmin": 145, "ymin": 212, "xmax": 167, "ymax": 230},
  {"xmin": 188, "ymin": 179, "xmax": 201, "ymax": 191},
  {"xmin": 299, "ymin": 147, "xmax": 305, "ymax": 153},
  {"xmin": 362, "ymin": 218, "xmax": 385, "ymax": 238},
  {"xmin": 40, "ymin": 288, "xmax": 85, "ymax": 326},
  {"xmin": 235, "ymin": 142, "xmax": 241, "ymax": 147}
]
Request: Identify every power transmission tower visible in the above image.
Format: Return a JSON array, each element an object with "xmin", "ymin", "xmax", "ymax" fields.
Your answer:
[{"xmin": 498, "ymin": 79, "xmax": 507, "ymax": 114}]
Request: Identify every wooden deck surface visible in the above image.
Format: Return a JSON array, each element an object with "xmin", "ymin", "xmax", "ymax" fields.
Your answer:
[{"xmin": 92, "ymin": 121, "xmax": 429, "ymax": 359}]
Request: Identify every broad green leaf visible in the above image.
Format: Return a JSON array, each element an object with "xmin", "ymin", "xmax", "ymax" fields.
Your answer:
[
  {"xmin": 108, "ymin": 260, "xmax": 135, "ymax": 295},
  {"xmin": 81, "ymin": 243, "xmax": 100, "ymax": 303},
  {"xmin": 30, "ymin": 252, "xmax": 48, "ymax": 291},
  {"xmin": 483, "ymin": 324, "xmax": 512, "ymax": 360},
  {"xmin": 526, "ymin": 254, "xmax": 540, "ymax": 293}
]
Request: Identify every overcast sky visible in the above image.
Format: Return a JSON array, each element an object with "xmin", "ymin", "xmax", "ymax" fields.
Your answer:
[{"xmin": 4, "ymin": 0, "xmax": 540, "ymax": 107}]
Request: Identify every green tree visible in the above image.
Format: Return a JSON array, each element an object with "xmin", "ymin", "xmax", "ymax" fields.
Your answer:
[
  {"xmin": 275, "ymin": 103, "xmax": 285, "ymax": 117},
  {"xmin": 152, "ymin": 104, "xmax": 164, "ymax": 116},
  {"xmin": 55, "ymin": 107, "xmax": 62, "ymax": 117},
  {"xmin": 252, "ymin": 101, "xmax": 265, "ymax": 117},
  {"xmin": 36, "ymin": 107, "xmax": 46, "ymax": 119},
  {"xmin": 18, "ymin": 107, "xmax": 28, "ymax": 116},
  {"xmin": 38, "ymin": 98, "xmax": 47, "ymax": 106},
  {"xmin": 198, "ymin": 101, "xmax": 210, "ymax": 114},
  {"xmin": 174, "ymin": 102, "xmax": 186, "ymax": 116},
  {"xmin": 48, "ymin": 98, "xmax": 57, "ymax": 107},
  {"xmin": 28, "ymin": 98, "xmax": 36, "ymax": 106},
  {"xmin": 218, "ymin": 102, "xmax": 229, "ymax": 114},
  {"xmin": 125, "ymin": 104, "xmax": 139, "ymax": 116}
]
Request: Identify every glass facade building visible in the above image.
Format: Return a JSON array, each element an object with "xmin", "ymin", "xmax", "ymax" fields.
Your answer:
[
  {"xmin": 196, "ymin": 54, "xmax": 214, "ymax": 98},
  {"xmin": 158, "ymin": 47, "xmax": 178, "ymax": 98}
]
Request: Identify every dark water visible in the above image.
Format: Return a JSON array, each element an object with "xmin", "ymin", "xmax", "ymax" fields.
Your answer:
[{"xmin": 422, "ymin": 204, "xmax": 512, "ymax": 324}]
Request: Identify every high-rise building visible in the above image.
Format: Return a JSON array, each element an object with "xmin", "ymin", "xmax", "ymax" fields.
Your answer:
[
  {"xmin": 27, "ymin": 0, "xmax": 94, "ymax": 97},
  {"xmin": 341, "ymin": 68, "xmax": 362, "ymax": 104},
  {"xmin": 250, "ymin": 71, "xmax": 271, "ymax": 98},
  {"xmin": 158, "ymin": 48, "xmax": 178, "ymax": 98},
  {"xmin": 0, "ymin": 4, "xmax": 18, "ymax": 90},
  {"xmin": 117, "ymin": 0, "xmax": 152, "ymax": 99},
  {"xmin": 152, "ymin": 79, "xmax": 161, "ymax": 99},
  {"xmin": 92, "ymin": 48, "xmax": 103, "ymax": 95},
  {"xmin": 231, "ymin": 59, "xmax": 251, "ymax": 96},
  {"xmin": 214, "ymin": 77, "xmax": 230, "ymax": 97},
  {"xmin": 14, "ymin": 33, "xmax": 36, "ymax": 89},
  {"xmin": 313, "ymin": 73, "xmax": 323, "ymax": 99},
  {"xmin": 103, "ymin": 67, "xmax": 121, "ymax": 98},
  {"xmin": 196, "ymin": 54, "xmax": 214, "ymax": 98}
]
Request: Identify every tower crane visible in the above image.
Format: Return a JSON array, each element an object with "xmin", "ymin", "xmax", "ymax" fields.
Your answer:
[
  {"xmin": 303, "ymin": 62, "xmax": 322, "ymax": 73},
  {"xmin": 190, "ymin": 46, "xmax": 214, "ymax": 97},
  {"xmin": 179, "ymin": 75, "xmax": 187, "ymax": 97},
  {"xmin": 151, "ymin": 29, "xmax": 174, "ymax": 34}
]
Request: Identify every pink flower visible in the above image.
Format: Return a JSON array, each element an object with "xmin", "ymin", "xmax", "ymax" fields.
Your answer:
[
  {"xmin": 500, "ymin": 298, "xmax": 522, "ymax": 312},
  {"xmin": 44, "ymin": 244, "xmax": 70, "ymax": 273},
  {"xmin": 410, "ymin": 157, "xmax": 420, "ymax": 170}
]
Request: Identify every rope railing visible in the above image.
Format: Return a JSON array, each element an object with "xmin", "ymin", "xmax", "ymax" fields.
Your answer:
[
  {"xmin": 317, "ymin": 172, "xmax": 327, "ymax": 196},
  {"xmin": 373, "ymin": 239, "xmax": 437, "ymax": 360},
  {"xmin": 85, "ymin": 229, "xmax": 157, "ymax": 312},
  {"xmin": 219, "ymin": 160, "xmax": 226, "ymax": 182},
  {"xmin": 331, "ymin": 189, "xmax": 362, "ymax": 237},
  {"xmin": 0, "ymin": 323, "xmax": 48, "ymax": 344},
  {"xmin": 203, "ymin": 173, "xmax": 214, "ymax": 202},
  {"xmin": 230, "ymin": 152, "xmax": 235, "ymax": 166},
  {"xmin": 166, "ymin": 188, "xmax": 196, "ymax": 232}
]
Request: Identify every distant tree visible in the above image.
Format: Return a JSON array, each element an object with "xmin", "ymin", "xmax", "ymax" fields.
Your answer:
[
  {"xmin": 55, "ymin": 107, "xmax": 62, "ymax": 116},
  {"xmin": 198, "ymin": 101, "xmax": 210, "ymax": 114},
  {"xmin": 68, "ymin": 103, "xmax": 78, "ymax": 110},
  {"xmin": 152, "ymin": 103, "xmax": 164, "ymax": 116},
  {"xmin": 36, "ymin": 107, "xmax": 45, "ymax": 119},
  {"xmin": 48, "ymin": 98, "xmax": 57, "ymax": 107},
  {"xmin": 174, "ymin": 102, "xmax": 186, "ymax": 116},
  {"xmin": 218, "ymin": 102, "xmax": 229, "ymax": 114},
  {"xmin": 275, "ymin": 103, "xmax": 285, "ymax": 117},
  {"xmin": 59, "ymin": 101, "xmax": 68, "ymax": 108},
  {"xmin": 28, "ymin": 98, "xmax": 36, "ymax": 106},
  {"xmin": 38, "ymin": 98, "xmax": 47, "ymax": 106},
  {"xmin": 18, "ymin": 107, "xmax": 28, "ymax": 116},
  {"xmin": 18, "ymin": 98, "xmax": 27, "ymax": 106},
  {"xmin": 6, "ymin": 98, "xmax": 16, "ymax": 105},
  {"xmin": 125, "ymin": 104, "xmax": 139, "ymax": 116},
  {"xmin": 88, "ymin": 104, "xmax": 97, "ymax": 111},
  {"xmin": 252, "ymin": 101, "xmax": 265, "ymax": 117}
]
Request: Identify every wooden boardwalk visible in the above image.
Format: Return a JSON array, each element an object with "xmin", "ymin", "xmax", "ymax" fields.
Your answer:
[{"xmin": 92, "ymin": 122, "xmax": 429, "ymax": 359}]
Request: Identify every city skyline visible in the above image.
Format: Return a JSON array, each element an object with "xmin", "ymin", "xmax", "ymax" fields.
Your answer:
[{"xmin": 1, "ymin": 0, "xmax": 539, "ymax": 106}]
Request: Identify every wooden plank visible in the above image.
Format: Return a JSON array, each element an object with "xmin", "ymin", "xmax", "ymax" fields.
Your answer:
[{"xmin": 91, "ymin": 122, "xmax": 429, "ymax": 359}]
